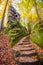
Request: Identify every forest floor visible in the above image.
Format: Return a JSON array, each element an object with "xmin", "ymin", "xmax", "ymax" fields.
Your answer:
[{"xmin": 0, "ymin": 34, "xmax": 43, "ymax": 65}]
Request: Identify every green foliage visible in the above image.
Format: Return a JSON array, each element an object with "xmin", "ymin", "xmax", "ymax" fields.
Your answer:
[
  {"xmin": 4, "ymin": 20, "xmax": 27, "ymax": 47},
  {"xmin": 4, "ymin": 20, "xmax": 21, "ymax": 34},
  {"xmin": 9, "ymin": 28, "xmax": 27, "ymax": 47},
  {"xmin": 36, "ymin": 0, "xmax": 43, "ymax": 9},
  {"xmin": 30, "ymin": 21, "xmax": 43, "ymax": 48},
  {"xmin": 17, "ymin": 0, "xmax": 34, "ymax": 12},
  {"xmin": 27, "ymin": 23, "xmax": 31, "ymax": 32}
]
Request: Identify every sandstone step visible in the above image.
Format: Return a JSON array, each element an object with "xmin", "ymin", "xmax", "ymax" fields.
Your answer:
[
  {"xmin": 13, "ymin": 46, "xmax": 35, "ymax": 51},
  {"xmin": 24, "ymin": 37, "xmax": 30, "ymax": 40},
  {"xmin": 16, "ymin": 45, "xmax": 32, "ymax": 48},
  {"xmin": 23, "ymin": 37, "xmax": 29, "ymax": 40},
  {"xmin": 18, "ymin": 42, "xmax": 30, "ymax": 45},
  {"xmin": 20, "ymin": 48, "xmax": 35, "ymax": 51},
  {"xmin": 20, "ymin": 50, "xmax": 36, "ymax": 56},
  {"xmin": 15, "ymin": 56, "xmax": 39, "ymax": 65},
  {"xmin": 17, "ymin": 44, "xmax": 33, "ymax": 47},
  {"xmin": 23, "ymin": 40, "xmax": 29, "ymax": 42}
]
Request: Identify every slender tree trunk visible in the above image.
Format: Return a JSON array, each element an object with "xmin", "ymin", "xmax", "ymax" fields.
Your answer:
[
  {"xmin": 0, "ymin": 0, "xmax": 8, "ymax": 31},
  {"xmin": 34, "ymin": 0, "xmax": 41, "ymax": 21}
]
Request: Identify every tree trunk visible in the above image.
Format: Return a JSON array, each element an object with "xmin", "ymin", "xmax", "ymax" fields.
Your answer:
[
  {"xmin": 0, "ymin": 0, "xmax": 8, "ymax": 31},
  {"xmin": 34, "ymin": 0, "xmax": 41, "ymax": 21}
]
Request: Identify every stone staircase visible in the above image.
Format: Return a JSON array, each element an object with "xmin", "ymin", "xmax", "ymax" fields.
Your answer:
[{"xmin": 12, "ymin": 36, "xmax": 40, "ymax": 65}]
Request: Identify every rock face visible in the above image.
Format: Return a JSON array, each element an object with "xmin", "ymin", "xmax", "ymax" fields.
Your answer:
[{"xmin": 8, "ymin": 5, "xmax": 20, "ymax": 22}]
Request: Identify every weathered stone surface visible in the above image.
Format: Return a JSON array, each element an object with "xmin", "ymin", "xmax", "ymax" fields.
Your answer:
[
  {"xmin": 13, "ymin": 35, "xmax": 39, "ymax": 65},
  {"xmin": 20, "ymin": 50, "xmax": 36, "ymax": 56},
  {"xmin": 15, "ymin": 56, "xmax": 38, "ymax": 62}
]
